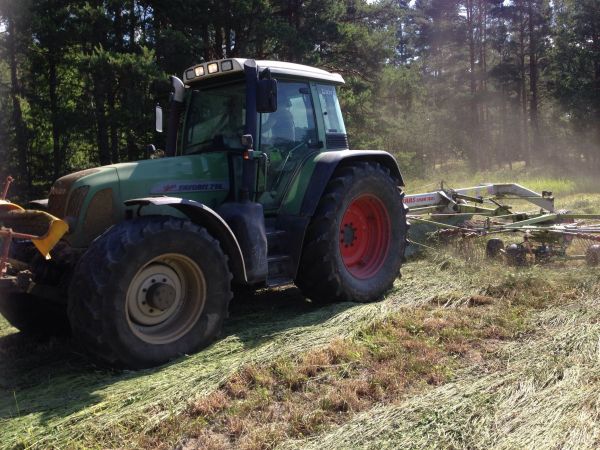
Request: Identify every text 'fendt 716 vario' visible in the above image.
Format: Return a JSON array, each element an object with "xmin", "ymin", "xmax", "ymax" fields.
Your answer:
[{"xmin": 0, "ymin": 59, "xmax": 408, "ymax": 368}]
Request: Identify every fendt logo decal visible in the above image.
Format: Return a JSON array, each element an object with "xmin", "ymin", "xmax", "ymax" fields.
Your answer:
[{"xmin": 150, "ymin": 180, "xmax": 229, "ymax": 194}]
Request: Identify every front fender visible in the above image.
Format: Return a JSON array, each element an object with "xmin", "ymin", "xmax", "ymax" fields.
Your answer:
[{"xmin": 124, "ymin": 197, "xmax": 247, "ymax": 283}]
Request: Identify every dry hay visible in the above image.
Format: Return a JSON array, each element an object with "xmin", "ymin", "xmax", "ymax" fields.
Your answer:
[
  {"xmin": 282, "ymin": 284, "xmax": 600, "ymax": 450},
  {"xmin": 0, "ymin": 259, "xmax": 477, "ymax": 449}
]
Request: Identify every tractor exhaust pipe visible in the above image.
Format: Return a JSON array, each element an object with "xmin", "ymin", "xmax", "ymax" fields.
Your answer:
[{"xmin": 165, "ymin": 76, "xmax": 185, "ymax": 157}]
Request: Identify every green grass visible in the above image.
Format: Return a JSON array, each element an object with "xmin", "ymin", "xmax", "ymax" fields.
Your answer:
[{"xmin": 406, "ymin": 161, "xmax": 600, "ymax": 197}]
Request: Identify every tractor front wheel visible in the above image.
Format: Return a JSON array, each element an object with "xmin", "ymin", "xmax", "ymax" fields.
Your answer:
[
  {"xmin": 68, "ymin": 216, "xmax": 232, "ymax": 369},
  {"xmin": 296, "ymin": 162, "xmax": 408, "ymax": 303}
]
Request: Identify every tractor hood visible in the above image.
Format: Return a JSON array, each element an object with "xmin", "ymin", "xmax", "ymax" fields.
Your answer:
[
  {"xmin": 48, "ymin": 166, "xmax": 118, "ymax": 220},
  {"xmin": 108, "ymin": 153, "xmax": 230, "ymax": 204},
  {"xmin": 53, "ymin": 153, "xmax": 231, "ymax": 248}
]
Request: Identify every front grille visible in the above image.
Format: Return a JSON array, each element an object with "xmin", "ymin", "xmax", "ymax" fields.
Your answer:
[
  {"xmin": 48, "ymin": 169, "xmax": 100, "ymax": 218},
  {"xmin": 326, "ymin": 133, "xmax": 349, "ymax": 150},
  {"xmin": 48, "ymin": 191, "xmax": 67, "ymax": 218},
  {"xmin": 65, "ymin": 186, "xmax": 90, "ymax": 218},
  {"xmin": 83, "ymin": 188, "xmax": 114, "ymax": 241}
]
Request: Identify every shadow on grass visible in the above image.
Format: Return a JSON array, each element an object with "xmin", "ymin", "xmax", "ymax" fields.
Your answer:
[{"xmin": 0, "ymin": 286, "xmax": 354, "ymax": 424}]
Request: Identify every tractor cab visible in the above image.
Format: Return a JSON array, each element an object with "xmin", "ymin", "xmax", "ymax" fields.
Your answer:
[{"xmin": 167, "ymin": 59, "xmax": 347, "ymax": 211}]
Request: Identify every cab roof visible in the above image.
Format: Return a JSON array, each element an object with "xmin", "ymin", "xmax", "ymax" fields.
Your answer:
[{"xmin": 183, "ymin": 58, "xmax": 345, "ymax": 86}]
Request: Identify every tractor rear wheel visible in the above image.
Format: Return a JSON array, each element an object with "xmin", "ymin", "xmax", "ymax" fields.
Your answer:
[
  {"xmin": 296, "ymin": 162, "xmax": 408, "ymax": 303},
  {"xmin": 68, "ymin": 216, "xmax": 232, "ymax": 369}
]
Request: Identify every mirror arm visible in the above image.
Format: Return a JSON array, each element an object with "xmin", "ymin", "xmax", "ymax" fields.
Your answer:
[{"xmin": 165, "ymin": 76, "xmax": 185, "ymax": 157}]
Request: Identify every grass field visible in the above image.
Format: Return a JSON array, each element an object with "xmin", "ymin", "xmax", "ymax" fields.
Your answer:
[{"xmin": 1, "ymin": 170, "xmax": 600, "ymax": 449}]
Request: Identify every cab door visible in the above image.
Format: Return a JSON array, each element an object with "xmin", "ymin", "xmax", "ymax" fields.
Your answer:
[{"xmin": 257, "ymin": 80, "xmax": 318, "ymax": 211}]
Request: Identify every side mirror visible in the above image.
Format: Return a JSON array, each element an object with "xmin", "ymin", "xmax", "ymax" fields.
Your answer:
[
  {"xmin": 257, "ymin": 79, "xmax": 277, "ymax": 113},
  {"xmin": 155, "ymin": 104, "xmax": 163, "ymax": 133}
]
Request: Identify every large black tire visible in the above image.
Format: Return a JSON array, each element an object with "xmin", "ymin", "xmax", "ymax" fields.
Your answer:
[
  {"xmin": 0, "ymin": 292, "xmax": 69, "ymax": 336},
  {"xmin": 68, "ymin": 216, "xmax": 232, "ymax": 369},
  {"xmin": 295, "ymin": 162, "xmax": 408, "ymax": 303}
]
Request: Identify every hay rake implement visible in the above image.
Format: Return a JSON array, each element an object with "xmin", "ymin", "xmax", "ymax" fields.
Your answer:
[{"xmin": 404, "ymin": 182, "xmax": 600, "ymax": 266}]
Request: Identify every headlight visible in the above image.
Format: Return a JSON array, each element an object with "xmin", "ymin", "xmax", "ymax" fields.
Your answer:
[
  {"xmin": 221, "ymin": 60, "xmax": 233, "ymax": 71},
  {"xmin": 207, "ymin": 63, "xmax": 219, "ymax": 74}
]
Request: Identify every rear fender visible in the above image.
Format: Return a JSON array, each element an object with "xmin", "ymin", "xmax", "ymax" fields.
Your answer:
[
  {"xmin": 300, "ymin": 150, "xmax": 404, "ymax": 217},
  {"xmin": 124, "ymin": 197, "xmax": 247, "ymax": 283}
]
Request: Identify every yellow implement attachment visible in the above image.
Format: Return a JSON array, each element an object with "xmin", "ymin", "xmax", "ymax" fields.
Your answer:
[
  {"xmin": 31, "ymin": 217, "xmax": 69, "ymax": 259},
  {"xmin": 0, "ymin": 204, "xmax": 69, "ymax": 260},
  {"xmin": 0, "ymin": 176, "xmax": 68, "ymax": 274}
]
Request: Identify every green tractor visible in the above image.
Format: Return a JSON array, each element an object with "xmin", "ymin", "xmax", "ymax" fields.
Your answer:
[{"xmin": 0, "ymin": 59, "xmax": 408, "ymax": 368}]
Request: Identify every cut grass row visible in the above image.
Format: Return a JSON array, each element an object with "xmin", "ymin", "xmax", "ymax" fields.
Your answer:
[
  {"xmin": 133, "ymin": 263, "xmax": 598, "ymax": 449},
  {"xmin": 3, "ymin": 256, "xmax": 595, "ymax": 449},
  {"xmin": 0, "ymin": 258, "xmax": 483, "ymax": 449},
  {"xmin": 290, "ymin": 272, "xmax": 600, "ymax": 450}
]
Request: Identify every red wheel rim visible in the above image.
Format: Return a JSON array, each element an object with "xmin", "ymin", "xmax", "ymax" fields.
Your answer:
[{"xmin": 339, "ymin": 194, "xmax": 391, "ymax": 279}]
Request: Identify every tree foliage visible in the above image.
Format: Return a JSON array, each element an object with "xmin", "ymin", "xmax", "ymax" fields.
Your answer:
[{"xmin": 0, "ymin": 0, "xmax": 598, "ymax": 197}]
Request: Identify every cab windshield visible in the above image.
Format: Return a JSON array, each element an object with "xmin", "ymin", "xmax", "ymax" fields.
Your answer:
[{"xmin": 183, "ymin": 81, "xmax": 246, "ymax": 155}]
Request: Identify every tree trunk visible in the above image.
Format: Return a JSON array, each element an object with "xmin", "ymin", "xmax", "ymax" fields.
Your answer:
[
  {"xmin": 478, "ymin": 0, "xmax": 490, "ymax": 168},
  {"xmin": 48, "ymin": 53, "xmax": 62, "ymax": 179},
  {"xmin": 594, "ymin": 32, "xmax": 600, "ymax": 169},
  {"xmin": 202, "ymin": 24, "xmax": 210, "ymax": 60},
  {"xmin": 107, "ymin": 86, "xmax": 119, "ymax": 164},
  {"xmin": 127, "ymin": 132, "xmax": 138, "ymax": 161},
  {"xmin": 129, "ymin": 0, "xmax": 137, "ymax": 49},
  {"xmin": 518, "ymin": 1, "xmax": 529, "ymax": 164},
  {"xmin": 7, "ymin": 15, "xmax": 30, "ymax": 188},
  {"xmin": 527, "ymin": 0, "xmax": 541, "ymax": 161},
  {"xmin": 93, "ymin": 73, "xmax": 111, "ymax": 166},
  {"xmin": 466, "ymin": 0, "xmax": 479, "ymax": 169}
]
